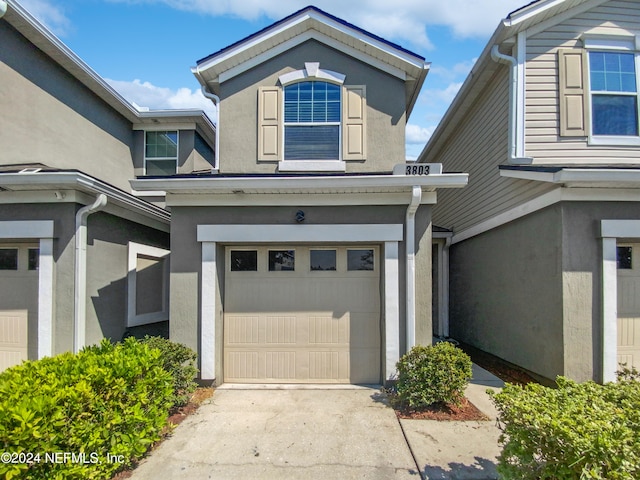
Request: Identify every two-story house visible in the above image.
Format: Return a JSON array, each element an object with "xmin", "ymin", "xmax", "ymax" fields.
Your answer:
[
  {"xmin": 132, "ymin": 6, "xmax": 468, "ymax": 385},
  {"xmin": 0, "ymin": 0, "xmax": 215, "ymax": 371},
  {"xmin": 420, "ymin": 0, "xmax": 640, "ymax": 383}
]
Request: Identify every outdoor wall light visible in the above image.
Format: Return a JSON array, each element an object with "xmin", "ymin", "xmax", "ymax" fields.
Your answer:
[{"xmin": 295, "ymin": 210, "xmax": 305, "ymax": 223}]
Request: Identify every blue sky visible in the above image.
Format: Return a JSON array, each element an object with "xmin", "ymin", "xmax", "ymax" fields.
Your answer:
[{"xmin": 18, "ymin": 0, "xmax": 527, "ymax": 159}]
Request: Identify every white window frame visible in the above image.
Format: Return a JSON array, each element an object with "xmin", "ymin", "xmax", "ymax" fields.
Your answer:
[
  {"xmin": 585, "ymin": 36, "xmax": 640, "ymax": 146},
  {"xmin": 144, "ymin": 130, "xmax": 179, "ymax": 175},
  {"xmin": 127, "ymin": 242, "xmax": 170, "ymax": 327}
]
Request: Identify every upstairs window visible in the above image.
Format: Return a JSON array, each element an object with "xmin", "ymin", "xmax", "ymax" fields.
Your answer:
[
  {"xmin": 284, "ymin": 81, "xmax": 341, "ymax": 160},
  {"xmin": 145, "ymin": 131, "xmax": 178, "ymax": 175},
  {"xmin": 589, "ymin": 51, "xmax": 638, "ymax": 136}
]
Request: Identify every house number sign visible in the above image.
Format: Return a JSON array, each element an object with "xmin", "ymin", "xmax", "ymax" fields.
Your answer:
[{"xmin": 393, "ymin": 163, "xmax": 442, "ymax": 176}]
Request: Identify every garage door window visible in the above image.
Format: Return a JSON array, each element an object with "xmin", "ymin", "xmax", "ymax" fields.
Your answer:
[
  {"xmin": 230, "ymin": 250, "xmax": 258, "ymax": 271},
  {"xmin": 0, "ymin": 249, "xmax": 18, "ymax": 270},
  {"xmin": 310, "ymin": 249, "xmax": 336, "ymax": 271},
  {"xmin": 269, "ymin": 250, "xmax": 295, "ymax": 271},
  {"xmin": 28, "ymin": 248, "xmax": 39, "ymax": 271},
  {"xmin": 347, "ymin": 249, "xmax": 374, "ymax": 271},
  {"xmin": 618, "ymin": 246, "xmax": 633, "ymax": 269}
]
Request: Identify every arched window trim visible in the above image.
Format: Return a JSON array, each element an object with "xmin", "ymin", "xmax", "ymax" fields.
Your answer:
[{"xmin": 278, "ymin": 62, "xmax": 346, "ymax": 86}]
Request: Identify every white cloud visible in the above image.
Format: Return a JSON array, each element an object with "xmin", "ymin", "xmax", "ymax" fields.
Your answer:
[
  {"xmin": 423, "ymin": 81, "xmax": 464, "ymax": 106},
  {"xmin": 19, "ymin": 0, "xmax": 72, "ymax": 36},
  {"xmin": 406, "ymin": 124, "xmax": 432, "ymax": 144},
  {"xmin": 106, "ymin": 79, "xmax": 217, "ymax": 120},
  {"xmin": 105, "ymin": 0, "xmax": 526, "ymax": 48},
  {"xmin": 430, "ymin": 58, "xmax": 478, "ymax": 81}
]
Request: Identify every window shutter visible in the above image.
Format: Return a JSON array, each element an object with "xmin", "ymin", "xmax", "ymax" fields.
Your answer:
[
  {"xmin": 343, "ymin": 86, "xmax": 367, "ymax": 160},
  {"xmin": 558, "ymin": 49, "xmax": 589, "ymax": 137},
  {"xmin": 257, "ymin": 86, "xmax": 282, "ymax": 161}
]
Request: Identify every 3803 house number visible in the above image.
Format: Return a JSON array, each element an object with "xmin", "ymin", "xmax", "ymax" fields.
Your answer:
[{"xmin": 405, "ymin": 164, "xmax": 430, "ymax": 175}]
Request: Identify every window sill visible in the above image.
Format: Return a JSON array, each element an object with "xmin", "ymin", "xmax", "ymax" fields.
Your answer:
[
  {"xmin": 589, "ymin": 135, "xmax": 640, "ymax": 146},
  {"xmin": 278, "ymin": 160, "xmax": 346, "ymax": 172}
]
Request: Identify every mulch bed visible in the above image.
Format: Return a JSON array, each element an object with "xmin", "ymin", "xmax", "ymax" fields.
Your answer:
[
  {"xmin": 395, "ymin": 396, "xmax": 489, "ymax": 421},
  {"xmin": 457, "ymin": 342, "xmax": 538, "ymax": 386}
]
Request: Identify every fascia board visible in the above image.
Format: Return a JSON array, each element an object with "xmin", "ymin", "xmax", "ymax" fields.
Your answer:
[
  {"xmin": 130, "ymin": 173, "xmax": 469, "ymax": 193},
  {"xmin": 0, "ymin": 172, "xmax": 170, "ymax": 223},
  {"xmin": 500, "ymin": 167, "xmax": 640, "ymax": 186},
  {"xmin": 499, "ymin": 169, "xmax": 557, "ymax": 182}
]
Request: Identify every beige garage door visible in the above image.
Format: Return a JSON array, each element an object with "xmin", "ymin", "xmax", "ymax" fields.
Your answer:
[
  {"xmin": 617, "ymin": 243, "xmax": 640, "ymax": 371},
  {"xmin": 0, "ymin": 245, "xmax": 39, "ymax": 372},
  {"xmin": 224, "ymin": 246, "xmax": 380, "ymax": 384}
]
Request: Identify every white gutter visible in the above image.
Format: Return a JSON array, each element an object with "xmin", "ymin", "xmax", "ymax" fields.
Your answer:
[
  {"xmin": 441, "ymin": 234, "xmax": 451, "ymax": 338},
  {"xmin": 200, "ymin": 86, "xmax": 220, "ymax": 170},
  {"xmin": 405, "ymin": 185, "xmax": 421, "ymax": 350},
  {"xmin": 0, "ymin": 1, "xmax": 8, "ymax": 18},
  {"xmin": 74, "ymin": 194, "xmax": 107, "ymax": 353}
]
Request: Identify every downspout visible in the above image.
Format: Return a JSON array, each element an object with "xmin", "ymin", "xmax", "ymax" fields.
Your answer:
[
  {"xmin": 200, "ymin": 86, "xmax": 220, "ymax": 170},
  {"xmin": 491, "ymin": 42, "xmax": 532, "ymax": 164},
  {"xmin": 74, "ymin": 194, "xmax": 107, "ymax": 353},
  {"xmin": 0, "ymin": 1, "xmax": 7, "ymax": 18},
  {"xmin": 442, "ymin": 235, "xmax": 451, "ymax": 338},
  {"xmin": 405, "ymin": 186, "xmax": 421, "ymax": 350}
]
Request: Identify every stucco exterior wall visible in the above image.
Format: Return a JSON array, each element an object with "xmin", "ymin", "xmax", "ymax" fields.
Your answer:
[
  {"xmin": 0, "ymin": 22, "xmax": 136, "ymax": 191},
  {"xmin": 169, "ymin": 203, "xmax": 432, "ymax": 381},
  {"xmin": 219, "ymin": 39, "xmax": 406, "ymax": 174},
  {"xmin": 85, "ymin": 211, "xmax": 170, "ymax": 346},
  {"xmin": 449, "ymin": 204, "xmax": 564, "ymax": 382}
]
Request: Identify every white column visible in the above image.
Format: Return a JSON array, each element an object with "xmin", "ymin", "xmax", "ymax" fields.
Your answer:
[
  {"xmin": 601, "ymin": 236, "xmax": 618, "ymax": 383},
  {"xmin": 201, "ymin": 241, "xmax": 217, "ymax": 380},
  {"xmin": 384, "ymin": 241, "xmax": 400, "ymax": 381}
]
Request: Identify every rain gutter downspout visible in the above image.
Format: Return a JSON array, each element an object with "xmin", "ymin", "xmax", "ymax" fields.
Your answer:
[
  {"xmin": 74, "ymin": 194, "xmax": 107, "ymax": 353},
  {"xmin": 0, "ymin": 1, "xmax": 7, "ymax": 18},
  {"xmin": 491, "ymin": 40, "xmax": 532, "ymax": 164},
  {"xmin": 406, "ymin": 186, "xmax": 421, "ymax": 350},
  {"xmin": 442, "ymin": 235, "xmax": 451, "ymax": 338}
]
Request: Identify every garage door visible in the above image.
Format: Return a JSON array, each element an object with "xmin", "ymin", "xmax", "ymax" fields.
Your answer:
[
  {"xmin": 224, "ymin": 246, "xmax": 380, "ymax": 384},
  {"xmin": 617, "ymin": 243, "xmax": 640, "ymax": 371},
  {"xmin": 0, "ymin": 245, "xmax": 39, "ymax": 372}
]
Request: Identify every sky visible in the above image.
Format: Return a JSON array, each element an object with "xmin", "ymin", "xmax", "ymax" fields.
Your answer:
[{"xmin": 17, "ymin": 0, "xmax": 528, "ymax": 159}]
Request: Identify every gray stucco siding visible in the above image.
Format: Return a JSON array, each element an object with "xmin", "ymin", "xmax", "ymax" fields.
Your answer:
[
  {"xmin": 168, "ymin": 203, "xmax": 433, "ymax": 381},
  {"xmin": 0, "ymin": 22, "xmax": 135, "ymax": 191},
  {"xmin": 219, "ymin": 39, "xmax": 406, "ymax": 174}
]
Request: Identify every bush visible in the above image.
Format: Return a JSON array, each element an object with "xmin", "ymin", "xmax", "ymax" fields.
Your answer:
[
  {"xmin": 140, "ymin": 336, "xmax": 198, "ymax": 408},
  {"xmin": 0, "ymin": 338, "xmax": 173, "ymax": 480},
  {"xmin": 395, "ymin": 342, "xmax": 473, "ymax": 408},
  {"xmin": 490, "ymin": 375, "xmax": 640, "ymax": 479}
]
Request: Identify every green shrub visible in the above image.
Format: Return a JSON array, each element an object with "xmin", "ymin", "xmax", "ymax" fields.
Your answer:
[
  {"xmin": 0, "ymin": 338, "xmax": 173, "ymax": 480},
  {"xmin": 490, "ymin": 376, "xmax": 640, "ymax": 479},
  {"xmin": 140, "ymin": 336, "xmax": 198, "ymax": 408},
  {"xmin": 395, "ymin": 342, "xmax": 473, "ymax": 408}
]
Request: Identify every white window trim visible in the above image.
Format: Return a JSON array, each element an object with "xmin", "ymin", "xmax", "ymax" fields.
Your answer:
[
  {"xmin": 127, "ymin": 242, "xmax": 170, "ymax": 327},
  {"xmin": 144, "ymin": 130, "xmax": 179, "ymax": 176},
  {"xmin": 585, "ymin": 39, "xmax": 640, "ymax": 146},
  {"xmin": 0, "ymin": 221, "xmax": 54, "ymax": 359},
  {"xmin": 600, "ymin": 220, "xmax": 640, "ymax": 383},
  {"xmin": 197, "ymin": 224, "xmax": 403, "ymax": 382}
]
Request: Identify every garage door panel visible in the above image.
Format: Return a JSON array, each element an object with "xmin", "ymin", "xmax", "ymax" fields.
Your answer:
[
  {"xmin": 0, "ymin": 310, "xmax": 28, "ymax": 372},
  {"xmin": 309, "ymin": 315, "xmax": 349, "ymax": 345},
  {"xmin": 309, "ymin": 351, "xmax": 349, "ymax": 381},
  {"xmin": 350, "ymin": 348, "xmax": 381, "ymax": 384}
]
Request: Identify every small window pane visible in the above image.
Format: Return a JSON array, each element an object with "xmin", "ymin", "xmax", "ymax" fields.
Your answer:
[
  {"xmin": 592, "ymin": 95, "xmax": 638, "ymax": 136},
  {"xmin": 618, "ymin": 246, "xmax": 633, "ymax": 269},
  {"xmin": 310, "ymin": 250, "xmax": 336, "ymax": 271},
  {"xmin": 146, "ymin": 159, "xmax": 177, "ymax": 176},
  {"xmin": 269, "ymin": 250, "xmax": 295, "ymax": 271},
  {"xmin": 0, "ymin": 249, "xmax": 18, "ymax": 270},
  {"xmin": 146, "ymin": 131, "xmax": 178, "ymax": 158},
  {"xmin": 347, "ymin": 249, "xmax": 374, "ymax": 271},
  {"xmin": 28, "ymin": 248, "xmax": 39, "ymax": 271},
  {"xmin": 231, "ymin": 250, "xmax": 258, "ymax": 271}
]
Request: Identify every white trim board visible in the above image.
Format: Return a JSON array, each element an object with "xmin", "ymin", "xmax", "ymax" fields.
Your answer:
[
  {"xmin": 198, "ymin": 223, "xmax": 403, "ymax": 382},
  {"xmin": 127, "ymin": 242, "xmax": 170, "ymax": 327}
]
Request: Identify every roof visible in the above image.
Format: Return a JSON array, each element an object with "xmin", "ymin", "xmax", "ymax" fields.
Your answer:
[
  {"xmin": 192, "ymin": 5, "xmax": 429, "ymax": 118},
  {"xmin": 3, "ymin": 0, "xmax": 215, "ymax": 139},
  {"xmin": 418, "ymin": 0, "xmax": 604, "ymax": 163}
]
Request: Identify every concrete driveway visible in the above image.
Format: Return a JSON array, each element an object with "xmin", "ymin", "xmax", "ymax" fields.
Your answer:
[{"xmin": 129, "ymin": 387, "xmax": 421, "ymax": 479}]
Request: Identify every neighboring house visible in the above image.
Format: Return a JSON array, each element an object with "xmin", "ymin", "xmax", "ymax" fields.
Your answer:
[
  {"xmin": 0, "ymin": 0, "xmax": 215, "ymax": 371},
  {"xmin": 132, "ymin": 6, "xmax": 468, "ymax": 385},
  {"xmin": 419, "ymin": 0, "xmax": 640, "ymax": 383}
]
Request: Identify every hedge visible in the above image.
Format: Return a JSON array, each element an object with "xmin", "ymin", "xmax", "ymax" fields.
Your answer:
[
  {"xmin": 490, "ymin": 374, "xmax": 640, "ymax": 479},
  {"xmin": 0, "ymin": 338, "xmax": 174, "ymax": 480}
]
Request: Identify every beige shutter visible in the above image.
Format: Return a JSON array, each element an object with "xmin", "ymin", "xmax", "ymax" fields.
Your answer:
[
  {"xmin": 558, "ymin": 49, "xmax": 589, "ymax": 137},
  {"xmin": 257, "ymin": 86, "xmax": 282, "ymax": 161},
  {"xmin": 343, "ymin": 86, "xmax": 367, "ymax": 160}
]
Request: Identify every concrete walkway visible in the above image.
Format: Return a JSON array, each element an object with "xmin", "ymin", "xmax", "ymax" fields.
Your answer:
[{"xmin": 128, "ymin": 365, "xmax": 505, "ymax": 480}]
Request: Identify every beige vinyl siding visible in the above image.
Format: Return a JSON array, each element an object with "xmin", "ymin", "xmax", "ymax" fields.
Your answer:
[
  {"xmin": 525, "ymin": 0, "xmax": 640, "ymax": 163},
  {"xmin": 432, "ymin": 67, "xmax": 555, "ymax": 232}
]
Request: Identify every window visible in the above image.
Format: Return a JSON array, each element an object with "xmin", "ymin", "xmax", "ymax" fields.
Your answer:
[
  {"xmin": 310, "ymin": 249, "xmax": 336, "ymax": 271},
  {"xmin": 618, "ymin": 246, "xmax": 633, "ymax": 269},
  {"xmin": 28, "ymin": 248, "xmax": 39, "ymax": 271},
  {"xmin": 284, "ymin": 81, "xmax": 341, "ymax": 160},
  {"xmin": 145, "ymin": 131, "xmax": 178, "ymax": 175},
  {"xmin": 230, "ymin": 250, "xmax": 258, "ymax": 271},
  {"xmin": 347, "ymin": 249, "xmax": 374, "ymax": 271},
  {"xmin": 268, "ymin": 250, "xmax": 295, "ymax": 271},
  {"xmin": 0, "ymin": 249, "xmax": 18, "ymax": 270},
  {"xmin": 589, "ymin": 51, "xmax": 638, "ymax": 136}
]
